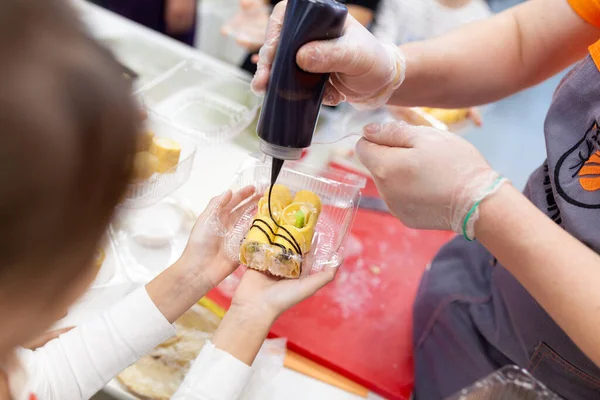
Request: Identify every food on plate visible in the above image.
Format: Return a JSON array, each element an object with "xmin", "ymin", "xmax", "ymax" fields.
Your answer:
[
  {"xmin": 239, "ymin": 185, "xmax": 321, "ymax": 279},
  {"xmin": 150, "ymin": 137, "xmax": 182, "ymax": 173},
  {"xmin": 117, "ymin": 305, "xmax": 220, "ymax": 400},
  {"xmin": 132, "ymin": 151, "xmax": 159, "ymax": 180}
]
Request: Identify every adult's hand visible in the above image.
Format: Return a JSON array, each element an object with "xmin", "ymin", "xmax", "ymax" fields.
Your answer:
[
  {"xmin": 355, "ymin": 122, "xmax": 506, "ymax": 239},
  {"xmin": 251, "ymin": 1, "xmax": 406, "ymax": 110}
]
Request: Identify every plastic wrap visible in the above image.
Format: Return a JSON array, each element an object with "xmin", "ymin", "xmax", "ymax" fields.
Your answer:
[
  {"xmin": 111, "ymin": 197, "xmax": 197, "ymax": 281},
  {"xmin": 137, "ymin": 60, "xmax": 261, "ymax": 143},
  {"xmin": 447, "ymin": 366, "xmax": 561, "ymax": 400},
  {"xmin": 100, "ymin": 34, "xmax": 183, "ymax": 88},
  {"xmin": 207, "ymin": 156, "xmax": 366, "ymax": 279},
  {"xmin": 120, "ymin": 113, "xmax": 198, "ymax": 209}
]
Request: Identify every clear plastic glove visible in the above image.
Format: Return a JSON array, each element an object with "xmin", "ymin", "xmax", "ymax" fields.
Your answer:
[
  {"xmin": 355, "ymin": 122, "xmax": 507, "ymax": 240},
  {"xmin": 221, "ymin": 0, "xmax": 270, "ymax": 51},
  {"xmin": 180, "ymin": 187, "xmax": 256, "ymax": 287},
  {"xmin": 251, "ymin": 0, "xmax": 406, "ymax": 110}
]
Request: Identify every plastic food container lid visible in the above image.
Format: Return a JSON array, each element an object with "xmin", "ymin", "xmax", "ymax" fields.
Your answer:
[
  {"xmin": 99, "ymin": 33, "xmax": 184, "ymax": 89},
  {"xmin": 206, "ymin": 156, "xmax": 366, "ymax": 277},
  {"xmin": 447, "ymin": 366, "xmax": 561, "ymax": 400},
  {"xmin": 120, "ymin": 113, "xmax": 199, "ymax": 209},
  {"xmin": 136, "ymin": 59, "xmax": 261, "ymax": 144}
]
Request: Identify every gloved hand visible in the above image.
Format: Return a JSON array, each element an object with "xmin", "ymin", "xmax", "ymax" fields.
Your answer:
[
  {"xmin": 221, "ymin": 0, "xmax": 270, "ymax": 51},
  {"xmin": 251, "ymin": 1, "xmax": 406, "ymax": 110},
  {"xmin": 355, "ymin": 122, "xmax": 507, "ymax": 240}
]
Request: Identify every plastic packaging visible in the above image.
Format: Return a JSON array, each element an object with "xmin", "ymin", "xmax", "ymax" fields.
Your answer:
[
  {"xmin": 100, "ymin": 34, "xmax": 183, "ymax": 88},
  {"xmin": 207, "ymin": 156, "xmax": 366, "ymax": 278},
  {"xmin": 55, "ymin": 237, "xmax": 140, "ymax": 329},
  {"xmin": 111, "ymin": 197, "xmax": 197, "ymax": 280},
  {"xmin": 447, "ymin": 365, "xmax": 561, "ymax": 400},
  {"xmin": 120, "ymin": 113, "xmax": 198, "ymax": 209},
  {"xmin": 137, "ymin": 60, "xmax": 261, "ymax": 143}
]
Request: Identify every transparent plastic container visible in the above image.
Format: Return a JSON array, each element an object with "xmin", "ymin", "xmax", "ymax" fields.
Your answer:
[
  {"xmin": 207, "ymin": 156, "xmax": 367, "ymax": 279},
  {"xmin": 136, "ymin": 60, "xmax": 261, "ymax": 143},
  {"xmin": 447, "ymin": 366, "xmax": 561, "ymax": 400},
  {"xmin": 54, "ymin": 236, "xmax": 141, "ymax": 329},
  {"xmin": 111, "ymin": 196, "xmax": 198, "ymax": 280},
  {"xmin": 120, "ymin": 113, "xmax": 198, "ymax": 209},
  {"xmin": 100, "ymin": 34, "xmax": 183, "ymax": 88}
]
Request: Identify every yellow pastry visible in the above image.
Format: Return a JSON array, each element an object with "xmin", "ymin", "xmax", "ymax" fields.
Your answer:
[
  {"xmin": 421, "ymin": 108, "xmax": 469, "ymax": 125},
  {"xmin": 132, "ymin": 151, "xmax": 158, "ymax": 180},
  {"xmin": 150, "ymin": 137, "xmax": 181, "ymax": 173},
  {"xmin": 240, "ymin": 217, "xmax": 278, "ymax": 270},
  {"xmin": 292, "ymin": 190, "xmax": 322, "ymax": 214},
  {"xmin": 137, "ymin": 130, "xmax": 155, "ymax": 152},
  {"xmin": 270, "ymin": 225, "xmax": 307, "ymax": 279}
]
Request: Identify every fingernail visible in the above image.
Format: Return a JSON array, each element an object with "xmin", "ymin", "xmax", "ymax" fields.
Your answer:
[{"xmin": 364, "ymin": 123, "xmax": 382, "ymax": 134}]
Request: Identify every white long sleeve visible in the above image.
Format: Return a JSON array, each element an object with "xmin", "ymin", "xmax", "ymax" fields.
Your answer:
[
  {"xmin": 17, "ymin": 287, "xmax": 176, "ymax": 400},
  {"xmin": 172, "ymin": 341, "xmax": 253, "ymax": 400},
  {"xmin": 16, "ymin": 287, "xmax": 255, "ymax": 400}
]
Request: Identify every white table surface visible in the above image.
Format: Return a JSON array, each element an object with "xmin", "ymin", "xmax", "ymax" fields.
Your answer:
[{"xmin": 70, "ymin": 2, "xmax": 372, "ymax": 399}]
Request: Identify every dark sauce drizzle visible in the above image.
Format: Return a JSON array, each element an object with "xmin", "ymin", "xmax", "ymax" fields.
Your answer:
[{"xmin": 248, "ymin": 185, "xmax": 302, "ymax": 256}]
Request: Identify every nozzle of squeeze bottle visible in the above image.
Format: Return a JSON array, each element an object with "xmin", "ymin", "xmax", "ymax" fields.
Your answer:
[{"xmin": 271, "ymin": 157, "xmax": 285, "ymax": 186}]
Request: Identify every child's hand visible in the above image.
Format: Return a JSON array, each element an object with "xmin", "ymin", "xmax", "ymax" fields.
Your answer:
[
  {"xmin": 180, "ymin": 187, "xmax": 256, "ymax": 288},
  {"xmin": 165, "ymin": 0, "xmax": 197, "ymax": 34},
  {"xmin": 230, "ymin": 267, "xmax": 338, "ymax": 323}
]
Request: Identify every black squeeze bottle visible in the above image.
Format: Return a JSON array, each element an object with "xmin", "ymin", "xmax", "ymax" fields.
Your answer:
[{"xmin": 256, "ymin": 0, "xmax": 348, "ymax": 185}]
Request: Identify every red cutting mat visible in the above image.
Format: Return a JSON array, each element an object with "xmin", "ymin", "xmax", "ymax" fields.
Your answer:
[{"xmin": 207, "ymin": 163, "xmax": 454, "ymax": 400}]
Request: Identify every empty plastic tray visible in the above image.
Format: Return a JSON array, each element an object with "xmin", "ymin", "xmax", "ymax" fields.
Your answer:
[
  {"xmin": 136, "ymin": 60, "xmax": 261, "ymax": 143},
  {"xmin": 100, "ymin": 34, "xmax": 184, "ymax": 88}
]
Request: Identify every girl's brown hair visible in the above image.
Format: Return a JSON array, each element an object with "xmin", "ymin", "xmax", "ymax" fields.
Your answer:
[{"xmin": 0, "ymin": 0, "xmax": 139, "ymax": 291}]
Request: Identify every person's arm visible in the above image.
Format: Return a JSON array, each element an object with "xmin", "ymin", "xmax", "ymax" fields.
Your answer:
[
  {"xmin": 476, "ymin": 183, "xmax": 600, "ymax": 368},
  {"xmin": 391, "ymin": 0, "xmax": 600, "ymax": 107},
  {"xmin": 17, "ymin": 286, "xmax": 177, "ymax": 400},
  {"xmin": 172, "ymin": 268, "xmax": 337, "ymax": 399},
  {"xmin": 16, "ymin": 190, "xmax": 255, "ymax": 400}
]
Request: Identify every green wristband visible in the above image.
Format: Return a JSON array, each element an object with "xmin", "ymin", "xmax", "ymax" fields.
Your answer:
[{"xmin": 462, "ymin": 176, "xmax": 505, "ymax": 242}]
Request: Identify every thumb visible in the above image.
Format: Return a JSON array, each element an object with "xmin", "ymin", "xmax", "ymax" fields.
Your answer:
[
  {"xmin": 362, "ymin": 122, "xmax": 418, "ymax": 148},
  {"xmin": 293, "ymin": 267, "xmax": 337, "ymax": 300}
]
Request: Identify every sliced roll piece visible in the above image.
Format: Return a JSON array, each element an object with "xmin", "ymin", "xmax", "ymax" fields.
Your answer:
[
  {"xmin": 265, "ymin": 184, "xmax": 292, "ymax": 206},
  {"xmin": 240, "ymin": 217, "xmax": 278, "ymax": 271},
  {"xmin": 280, "ymin": 202, "xmax": 320, "ymax": 251},
  {"xmin": 292, "ymin": 190, "xmax": 322, "ymax": 214},
  {"xmin": 269, "ymin": 225, "xmax": 307, "ymax": 279}
]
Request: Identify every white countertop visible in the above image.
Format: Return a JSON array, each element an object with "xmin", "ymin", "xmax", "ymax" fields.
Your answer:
[{"xmin": 70, "ymin": 2, "xmax": 373, "ymax": 399}]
